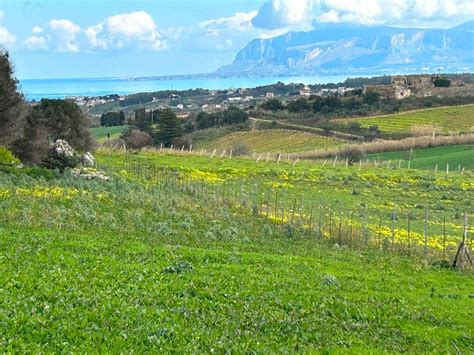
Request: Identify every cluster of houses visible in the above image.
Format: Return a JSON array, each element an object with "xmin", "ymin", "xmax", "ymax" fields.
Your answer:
[{"xmin": 363, "ymin": 75, "xmax": 472, "ymax": 100}]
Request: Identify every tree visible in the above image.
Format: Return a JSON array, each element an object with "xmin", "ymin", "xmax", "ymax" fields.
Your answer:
[
  {"xmin": 260, "ymin": 98, "xmax": 284, "ymax": 111},
  {"xmin": 34, "ymin": 99, "xmax": 95, "ymax": 152},
  {"xmin": 157, "ymin": 109, "xmax": 183, "ymax": 147},
  {"xmin": 222, "ymin": 106, "xmax": 248, "ymax": 125},
  {"xmin": 287, "ymin": 98, "xmax": 310, "ymax": 113},
  {"xmin": 363, "ymin": 91, "xmax": 380, "ymax": 105},
  {"xmin": 0, "ymin": 50, "xmax": 28, "ymax": 148},
  {"xmin": 100, "ymin": 111, "xmax": 125, "ymax": 127}
]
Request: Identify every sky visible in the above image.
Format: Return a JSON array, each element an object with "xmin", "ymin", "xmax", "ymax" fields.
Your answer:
[{"xmin": 0, "ymin": 0, "xmax": 472, "ymax": 79}]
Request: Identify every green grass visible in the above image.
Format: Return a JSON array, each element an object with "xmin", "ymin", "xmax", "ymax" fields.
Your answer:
[
  {"xmin": 337, "ymin": 104, "xmax": 474, "ymax": 134},
  {"xmin": 367, "ymin": 144, "xmax": 474, "ymax": 170},
  {"xmin": 1, "ymin": 152, "xmax": 473, "ymax": 352},
  {"xmin": 91, "ymin": 125, "xmax": 128, "ymax": 142},
  {"xmin": 192, "ymin": 129, "xmax": 344, "ymax": 153}
]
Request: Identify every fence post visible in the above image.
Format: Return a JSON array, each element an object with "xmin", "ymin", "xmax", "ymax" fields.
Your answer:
[
  {"xmin": 362, "ymin": 205, "xmax": 368, "ymax": 247},
  {"xmin": 424, "ymin": 207, "xmax": 429, "ymax": 256},
  {"xmin": 391, "ymin": 206, "xmax": 396, "ymax": 252}
]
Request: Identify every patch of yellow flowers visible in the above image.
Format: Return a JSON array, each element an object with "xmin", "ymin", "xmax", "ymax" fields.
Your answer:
[{"xmin": 0, "ymin": 186, "xmax": 110, "ymax": 202}]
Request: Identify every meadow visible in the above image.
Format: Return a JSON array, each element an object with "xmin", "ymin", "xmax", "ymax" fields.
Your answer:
[
  {"xmin": 1, "ymin": 150, "xmax": 473, "ymax": 352},
  {"xmin": 336, "ymin": 104, "xmax": 474, "ymax": 134}
]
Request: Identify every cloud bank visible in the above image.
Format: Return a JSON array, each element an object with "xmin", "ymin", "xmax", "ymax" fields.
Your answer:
[{"xmin": 252, "ymin": 0, "xmax": 474, "ymax": 29}]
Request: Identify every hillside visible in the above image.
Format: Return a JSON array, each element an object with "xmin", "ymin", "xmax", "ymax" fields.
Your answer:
[
  {"xmin": 1, "ymin": 150, "xmax": 473, "ymax": 352},
  {"xmin": 219, "ymin": 22, "xmax": 474, "ymax": 76},
  {"xmin": 333, "ymin": 104, "xmax": 474, "ymax": 134},
  {"xmin": 190, "ymin": 128, "xmax": 344, "ymax": 153}
]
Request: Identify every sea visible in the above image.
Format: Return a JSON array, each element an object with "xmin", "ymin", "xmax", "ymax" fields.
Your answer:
[{"xmin": 19, "ymin": 75, "xmax": 352, "ymax": 101}]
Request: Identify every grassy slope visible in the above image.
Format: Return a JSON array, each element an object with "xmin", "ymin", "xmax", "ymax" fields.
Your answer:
[
  {"xmin": 336, "ymin": 104, "xmax": 474, "ymax": 133},
  {"xmin": 192, "ymin": 129, "xmax": 344, "ymax": 153},
  {"xmin": 1, "ymin": 160, "xmax": 473, "ymax": 352},
  {"xmin": 367, "ymin": 144, "xmax": 474, "ymax": 170},
  {"xmin": 92, "ymin": 126, "xmax": 128, "ymax": 142}
]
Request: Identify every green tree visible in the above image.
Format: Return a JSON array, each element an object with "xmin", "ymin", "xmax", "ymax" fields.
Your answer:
[
  {"xmin": 157, "ymin": 109, "xmax": 183, "ymax": 147},
  {"xmin": 287, "ymin": 98, "xmax": 310, "ymax": 113},
  {"xmin": 34, "ymin": 99, "xmax": 95, "ymax": 152},
  {"xmin": 260, "ymin": 98, "xmax": 284, "ymax": 111},
  {"xmin": 0, "ymin": 51, "xmax": 28, "ymax": 148}
]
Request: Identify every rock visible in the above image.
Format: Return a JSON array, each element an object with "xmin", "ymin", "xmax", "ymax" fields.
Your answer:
[
  {"xmin": 52, "ymin": 139, "xmax": 75, "ymax": 158},
  {"xmin": 80, "ymin": 152, "xmax": 96, "ymax": 167},
  {"xmin": 72, "ymin": 168, "xmax": 110, "ymax": 181}
]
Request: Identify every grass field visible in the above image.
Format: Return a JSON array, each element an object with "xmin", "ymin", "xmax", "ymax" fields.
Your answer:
[
  {"xmin": 337, "ymin": 104, "xmax": 474, "ymax": 134},
  {"xmin": 192, "ymin": 129, "xmax": 344, "ymax": 153},
  {"xmin": 91, "ymin": 125, "xmax": 128, "ymax": 142},
  {"xmin": 367, "ymin": 144, "xmax": 474, "ymax": 170},
  {"xmin": 1, "ymin": 151, "xmax": 473, "ymax": 352}
]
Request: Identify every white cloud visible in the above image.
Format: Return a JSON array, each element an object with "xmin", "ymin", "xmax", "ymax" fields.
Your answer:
[
  {"xmin": 32, "ymin": 26, "xmax": 43, "ymax": 35},
  {"xmin": 24, "ymin": 35, "xmax": 48, "ymax": 50},
  {"xmin": 85, "ymin": 11, "xmax": 167, "ymax": 51},
  {"xmin": 0, "ymin": 27, "xmax": 16, "ymax": 45},
  {"xmin": 49, "ymin": 19, "xmax": 81, "ymax": 52},
  {"xmin": 252, "ymin": 0, "xmax": 317, "ymax": 29},
  {"xmin": 0, "ymin": 11, "xmax": 16, "ymax": 46},
  {"xmin": 252, "ymin": 0, "xmax": 474, "ymax": 29},
  {"xmin": 199, "ymin": 11, "xmax": 258, "ymax": 36}
]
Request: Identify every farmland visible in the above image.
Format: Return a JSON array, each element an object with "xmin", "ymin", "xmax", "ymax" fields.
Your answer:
[
  {"xmin": 192, "ymin": 129, "xmax": 344, "ymax": 153},
  {"xmin": 1, "ymin": 149, "xmax": 473, "ymax": 352},
  {"xmin": 336, "ymin": 104, "xmax": 474, "ymax": 134},
  {"xmin": 367, "ymin": 144, "xmax": 474, "ymax": 170},
  {"xmin": 92, "ymin": 125, "xmax": 128, "ymax": 142}
]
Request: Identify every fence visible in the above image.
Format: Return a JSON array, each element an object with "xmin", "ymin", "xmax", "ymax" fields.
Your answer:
[{"xmin": 121, "ymin": 157, "xmax": 473, "ymax": 266}]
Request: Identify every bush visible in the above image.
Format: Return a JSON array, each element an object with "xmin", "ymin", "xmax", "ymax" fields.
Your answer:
[
  {"xmin": 232, "ymin": 142, "xmax": 249, "ymax": 156},
  {"xmin": 339, "ymin": 145, "xmax": 365, "ymax": 165},
  {"xmin": 122, "ymin": 129, "xmax": 153, "ymax": 150},
  {"xmin": 0, "ymin": 146, "xmax": 20, "ymax": 165}
]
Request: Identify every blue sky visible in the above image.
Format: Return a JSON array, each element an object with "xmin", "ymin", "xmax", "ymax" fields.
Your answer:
[{"xmin": 0, "ymin": 0, "xmax": 472, "ymax": 79}]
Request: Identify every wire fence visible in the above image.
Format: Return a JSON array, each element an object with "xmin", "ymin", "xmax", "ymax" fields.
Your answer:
[{"xmin": 121, "ymin": 157, "xmax": 473, "ymax": 267}]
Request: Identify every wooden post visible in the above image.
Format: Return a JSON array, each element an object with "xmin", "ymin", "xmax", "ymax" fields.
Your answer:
[
  {"xmin": 277, "ymin": 154, "xmax": 281, "ymax": 164},
  {"xmin": 408, "ymin": 160, "xmax": 411, "ymax": 169},
  {"xmin": 333, "ymin": 156, "xmax": 338, "ymax": 167},
  {"xmin": 256, "ymin": 154, "xmax": 263, "ymax": 163},
  {"xmin": 229, "ymin": 150, "xmax": 233, "ymax": 159},
  {"xmin": 220, "ymin": 150, "xmax": 226, "ymax": 158},
  {"xmin": 292, "ymin": 158, "xmax": 299, "ymax": 167},
  {"xmin": 434, "ymin": 164, "xmax": 438, "ymax": 172},
  {"xmin": 359, "ymin": 160, "xmax": 362, "ymax": 171},
  {"xmin": 398, "ymin": 160, "xmax": 401, "ymax": 169},
  {"xmin": 391, "ymin": 206, "xmax": 396, "ymax": 251},
  {"xmin": 322, "ymin": 159, "xmax": 327, "ymax": 167},
  {"xmin": 266, "ymin": 153, "xmax": 270, "ymax": 163},
  {"xmin": 424, "ymin": 207, "xmax": 429, "ymax": 256},
  {"xmin": 446, "ymin": 163, "xmax": 449, "ymax": 174}
]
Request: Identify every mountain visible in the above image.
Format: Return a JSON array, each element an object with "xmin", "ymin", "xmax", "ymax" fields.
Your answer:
[
  {"xmin": 451, "ymin": 20, "xmax": 474, "ymax": 32},
  {"xmin": 218, "ymin": 22, "xmax": 474, "ymax": 76}
]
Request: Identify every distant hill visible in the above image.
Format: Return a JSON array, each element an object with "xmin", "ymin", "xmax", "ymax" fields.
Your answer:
[
  {"xmin": 218, "ymin": 22, "xmax": 474, "ymax": 76},
  {"xmin": 451, "ymin": 20, "xmax": 474, "ymax": 32}
]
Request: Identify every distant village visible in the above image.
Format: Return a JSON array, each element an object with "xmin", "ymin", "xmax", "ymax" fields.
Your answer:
[{"xmin": 61, "ymin": 74, "xmax": 473, "ymax": 119}]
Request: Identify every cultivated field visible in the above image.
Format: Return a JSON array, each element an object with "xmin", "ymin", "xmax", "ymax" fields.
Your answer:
[
  {"xmin": 367, "ymin": 144, "xmax": 474, "ymax": 170},
  {"xmin": 337, "ymin": 104, "xmax": 474, "ymax": 134},
  {"xmin": 1, "ymin": 150, "xmax": 473, "ymax": 352},
  {"xmin": 92, "ymin": 125, "xmax": 128, "ymax": 142},
  {"xmin": 193, "ymin": 129, "xmax": 344, "ymax": 153}
]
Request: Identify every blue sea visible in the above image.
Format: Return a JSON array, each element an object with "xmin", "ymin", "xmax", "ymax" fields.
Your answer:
[{"xmin": 19, "ymin": 75, "xmax": 352, "ymax": 101}]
